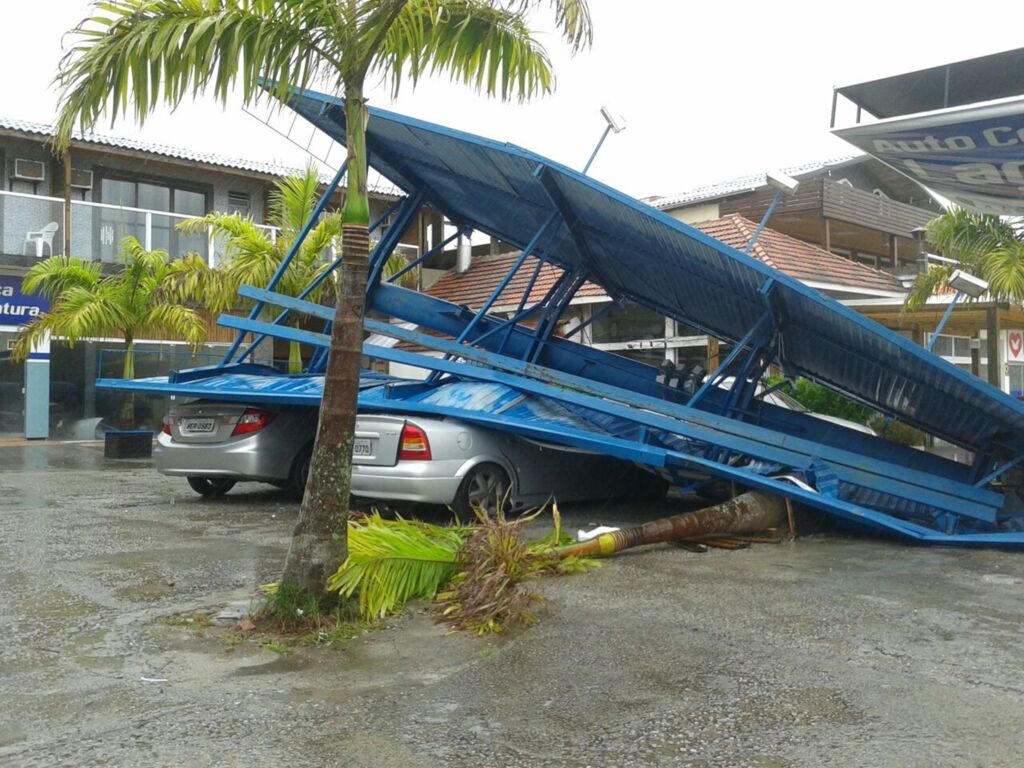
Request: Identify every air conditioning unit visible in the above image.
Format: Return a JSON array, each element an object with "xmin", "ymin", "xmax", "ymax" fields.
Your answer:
[
  {"xmin": 12, "ymin": 158, "xmax": 45, "ymax": 182},
  {"xmin": 70, "ymin": 169, "xmax": 93, "ymax": 191}
]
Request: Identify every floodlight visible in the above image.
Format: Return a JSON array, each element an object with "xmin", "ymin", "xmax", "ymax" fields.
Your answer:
[
  {"xmin": 766, "ymin": 170, "xmax": 800, "ymax": 196},
  {"xmin": 600, "ymin": 106, "xmax": 626, "ymax": 134},
  {"xmin": 948, "ymin": 269, "xmax": 988, "ymax": 298}
]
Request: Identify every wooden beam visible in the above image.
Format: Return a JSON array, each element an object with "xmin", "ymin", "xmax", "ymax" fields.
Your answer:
[
  {"xmin": 987, "ymin": 307, "xmax": 1001, "ymax": 388},
  {"xmin": 821, "ymin": 217, "xmax": 831, "ymax": 252},
  {"xmin": 888, "ymin": 234, "xmax": 898, "ymax": 268},
  {"xmin": 707, "ymin": 337, "xmax": 720, "ymax": 371}
]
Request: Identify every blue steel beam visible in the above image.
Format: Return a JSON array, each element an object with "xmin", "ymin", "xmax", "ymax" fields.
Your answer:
[
  {"xmin": 237, "ymin": 198, "xmax": 407, "ymax": 365},
  {"xmin": 99, "ymin": 363, "xmax": 1023, "ymax": 545},
  {"xmin": 221, "ymin": 162, "xmax": 347, "ymax": 366},
  {"xmin": 454, "ymin": 210, "xmax": 561, "ymax": 345},
  {"xmin": 216, "ymin": 305, "xmax": 1004, "ymax": 524},
  {"xmin": 366, "ymin": 188, "xmax": 427, "ymax": 296}
]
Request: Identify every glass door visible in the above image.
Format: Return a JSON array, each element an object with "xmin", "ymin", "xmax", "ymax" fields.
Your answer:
[{"xmin": 0, "ymin": 331, "xmax": 24, "ymax": 438}]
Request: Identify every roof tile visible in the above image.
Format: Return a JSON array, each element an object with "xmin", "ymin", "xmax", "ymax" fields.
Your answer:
[{"xmin": 426, "ymin": 214, "xmax": 901, "ymax": 308}]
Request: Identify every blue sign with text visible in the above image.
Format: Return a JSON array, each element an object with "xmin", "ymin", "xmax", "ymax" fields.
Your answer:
[
  {"xmin": 0, "ymin": 275, "xmax": 49, "ymax": 325},
  {"xmin": 835, "ymin": 99, "xmax": 1024, "ymax": 215}
]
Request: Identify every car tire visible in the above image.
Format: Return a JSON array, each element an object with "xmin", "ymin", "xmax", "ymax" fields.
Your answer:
[
  {"xmin": 186, "ymin": 476, "xmax": 237, "ymax": 498},
  {"xmin": 453, "ymin": 463, "xmax": 511, "ymax": 518},
  {"xmin": 288, "ymin": 445, "xmax": 313, "ymax": 499}
]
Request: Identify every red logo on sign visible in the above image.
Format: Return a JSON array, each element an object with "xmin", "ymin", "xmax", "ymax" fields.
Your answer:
[{"xmin": 1010, "ymin": 331, "xmax": 1023, "ymax": 360}]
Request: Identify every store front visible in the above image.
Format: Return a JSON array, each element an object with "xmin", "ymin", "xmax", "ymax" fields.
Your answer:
[{"xmin": 0, "ymin": 275, "xmax": 49, "ymax": 439}]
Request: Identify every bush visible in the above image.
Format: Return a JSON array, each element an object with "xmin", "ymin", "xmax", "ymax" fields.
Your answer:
[
  {"xmin": 867, "ymin": 415, "xmax": 926, "ymax": 447},
  {"xmin": 765, "ymin": 377, "xmax": 871, "ymax": 424}
]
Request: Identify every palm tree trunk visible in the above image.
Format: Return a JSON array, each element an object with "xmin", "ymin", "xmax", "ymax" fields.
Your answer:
[
  {"xmin": 118, "ymin": 338, "xmax": 135, "ymax": 429},
  {"xmin": 288, "ymin": 340, "xmax": 303, "ymax": 374},
  {"xmin": 559, "ymin": 491, "xmax": 787, "ymax": 559},
  {"xmin": 281, "ymin": 83, "xmax": 370, "ymax": 595}
]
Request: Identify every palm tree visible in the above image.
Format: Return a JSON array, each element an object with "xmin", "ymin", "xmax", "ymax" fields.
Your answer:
[
  {"xmin": 12, "ymin": 238, "xmax": 206, "ymax": 428},
  {"xmin": 54, "ymin": 0, "xmax": 593, "ymax": 596},
  {"xmin": 906, "ymin": 208, "xmax": 1024, "ymax": 308},
  {"xmin": 170, "ymin": 167, "xmax": 417, "ymax": 374},
  {"xmin": 170, "ymin": 168, "xmax": 342, "ymax": 374}
]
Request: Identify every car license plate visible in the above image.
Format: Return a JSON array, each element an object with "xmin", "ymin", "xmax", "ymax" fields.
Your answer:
[
  {"xmin": 353, "ymin": 438, "xmax": 373, "ymax": 456},
  {"xmin": 181, "ymin": 418, "xmax": 216, "ymax": 434}
]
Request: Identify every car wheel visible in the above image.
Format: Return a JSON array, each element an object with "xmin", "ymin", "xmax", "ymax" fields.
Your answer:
[
  {"xmin": 453, "ymin": 463, "xmax": 511, "ymax": 517},
  {"xmin": 186, "ymin": 476, "xmax": 237, "ymax": 498},
  {"xmin": 288, "ymin": 445, "xmax": 313, "ymax": 499}
]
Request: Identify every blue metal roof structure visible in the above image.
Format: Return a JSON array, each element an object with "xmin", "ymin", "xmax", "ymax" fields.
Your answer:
[
  {"xmin": 97, "ymin": 85, "xmax": 1024, "ymax": 545},
  {"xmin": 286, "ymin": 87, "xmax": 1024, "ymax": 458}
]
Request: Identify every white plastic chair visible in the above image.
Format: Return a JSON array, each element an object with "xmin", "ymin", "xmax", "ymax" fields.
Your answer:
[{"xmin": 24, "ymin": 222, "xmax": 59, "ymax": 257}]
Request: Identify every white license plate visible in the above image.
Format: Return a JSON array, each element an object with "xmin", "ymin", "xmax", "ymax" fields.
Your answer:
[
  {"xmin": 181, "ymin": 418, "xmax": 216, "ymax": 434},
  {"xmin": 353, "ymin": 438, "xmax": 373, "ymax": 456}
]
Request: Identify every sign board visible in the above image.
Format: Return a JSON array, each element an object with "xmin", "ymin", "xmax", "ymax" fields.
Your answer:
[
  {"xmin": 834, "ymin": 97, "xmax": 1024, "ymax": 216},
  {"xmin": 1008, "ymin": 329, "xmax": 1024, "ymax": 363},
  {"xmin": 0, "ymin": 275, "xmax": 49, "ymax": 326}
]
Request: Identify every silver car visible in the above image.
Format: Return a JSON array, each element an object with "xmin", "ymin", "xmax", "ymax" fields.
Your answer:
[{"xmin": 156, "ymin": 400, "xmax": 666, "ymax": 512}]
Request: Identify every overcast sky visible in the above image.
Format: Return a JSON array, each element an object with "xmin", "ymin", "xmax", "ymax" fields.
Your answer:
[{"xmin": 1, "ymin": 1, "xmax": 1022, "ymax": 199}]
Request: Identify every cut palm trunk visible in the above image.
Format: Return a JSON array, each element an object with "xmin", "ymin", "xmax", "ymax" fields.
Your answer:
[{"xmin": 559, "ymin": 491, "xmax": 787, "ymax": 559}]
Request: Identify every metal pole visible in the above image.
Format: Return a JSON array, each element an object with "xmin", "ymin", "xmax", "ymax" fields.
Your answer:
[
  {"xmin": 744, "ymin": 189, "xmax": 784, "ymax": 254},
  {"xmin": 582, "ymin": 124, "xmax": 613, "ymax": 175},
  {"xmin": 927, "ymin": 291, "xmax": 963, "ymax": 352}
]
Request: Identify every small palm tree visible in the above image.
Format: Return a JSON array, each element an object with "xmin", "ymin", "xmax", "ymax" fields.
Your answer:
[
  {"xmin": 12, "ymin": 239, "xmax": 206, "ymax": 428},
  {"xmin": 55, "ymin": 0, "xmax": 593, "ymax": 596},
  {"xmin": 906, "ymin": 208, "xmax": 1024, "ymax": 308},
  {"xmin": 170, "ymin": 168, "xmax": 341, "ymax": 374},
  {"xmin": 169, "ymin": 168, "xmax": 416, "ymax": 374}
]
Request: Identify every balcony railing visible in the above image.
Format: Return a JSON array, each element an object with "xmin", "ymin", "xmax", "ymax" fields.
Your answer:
[{"xmin": 0, "ymin": 189, "xmax": 278, "ymax": 266}]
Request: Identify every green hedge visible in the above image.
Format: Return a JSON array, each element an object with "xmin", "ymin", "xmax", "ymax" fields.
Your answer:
[{"xmin": 765, "ymin": 377, "xmax": 871, "ymax": 424}]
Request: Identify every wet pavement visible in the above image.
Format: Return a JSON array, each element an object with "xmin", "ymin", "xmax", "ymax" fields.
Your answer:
[{"xmin": 2, "ymin": 443, "xmax": 1024, "ymax": 767}]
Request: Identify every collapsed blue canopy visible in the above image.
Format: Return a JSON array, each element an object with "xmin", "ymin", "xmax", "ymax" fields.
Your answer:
[{"xmin": 288, "ymin": 86, "xmax": 1024, "ymax": 457}]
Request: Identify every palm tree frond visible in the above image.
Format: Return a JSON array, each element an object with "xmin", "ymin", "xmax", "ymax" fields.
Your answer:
[
  {"xmin": 21, "ymin": 255, "xmax": 102, "ymax": 298},
  {"xmin": 54, "ymin": 0, "xmax": 339, "ymax": 149},
  {"xmin": 327, "ymin": 513, "xmax": 469, "ymax": 619},
  {"xmin": 379, "ymin": 0, "xmax": 554, "ymax": 101},
  {"xmin": 904, "ymin": 264, "xmax": 952, "ymax": 311}
]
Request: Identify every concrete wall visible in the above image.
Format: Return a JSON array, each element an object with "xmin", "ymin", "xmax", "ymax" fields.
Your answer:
[{"xmin": 665, "ymin": 202, "xmax": 720, "ymax": 225}]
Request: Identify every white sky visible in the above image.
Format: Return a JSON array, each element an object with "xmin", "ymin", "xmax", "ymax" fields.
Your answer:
[{"xmin": 2, "ymin": 1, "xmax": 1023, "ymax": 199}]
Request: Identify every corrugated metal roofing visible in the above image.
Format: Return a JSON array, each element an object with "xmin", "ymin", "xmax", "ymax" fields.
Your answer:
[
  {"xmin": 0, "ymin": 116, "xmax": 402, "ymax": 197},
  {"xmin": 644, "ymin": 156, "xmax": 861, "ymax": 210},
  {"xmin": 286, "ymin": 87, "xmax": 1024, "ymax": 456}
]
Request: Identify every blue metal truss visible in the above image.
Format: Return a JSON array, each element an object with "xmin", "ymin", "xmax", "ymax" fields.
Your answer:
[{"xmin": 95, "ymin": 92, "xmax": 1024, "ymax": 547}]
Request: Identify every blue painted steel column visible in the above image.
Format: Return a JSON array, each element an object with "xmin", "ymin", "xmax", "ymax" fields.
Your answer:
[
  {"xmin": 221, "ymin": 162, "xmax": 348, "ymax": 366},
  {"xmin": 926, "ymin": 291, "xmax": 963, "ymax": 352},
  {"xmin": 366, "ymin": 188, "xmax": 427, "ymax": 296},
  {"xmin": 454, "ymin": 211, "xmax": 560, "ymax": 345},
  {"xmin": 744, "ymin": 189, "xmax": 784, "ymax": 254}
]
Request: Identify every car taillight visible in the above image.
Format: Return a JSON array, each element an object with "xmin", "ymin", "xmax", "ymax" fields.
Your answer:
[
  {"xmin": 231, "ymin": 408, "xmax": 273, "ymax": 437},
  {"xmin": 398, "ymin": 422, "xmax": 432, "ymax": 460},
  {"xmin": 161, "ymin": 415, "xmax": 172, "ymax": 435}
]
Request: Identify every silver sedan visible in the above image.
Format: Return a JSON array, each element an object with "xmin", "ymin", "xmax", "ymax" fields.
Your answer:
[{"xmin": 155, "ymin": 400, "xmax": 666, "ymax": 513}]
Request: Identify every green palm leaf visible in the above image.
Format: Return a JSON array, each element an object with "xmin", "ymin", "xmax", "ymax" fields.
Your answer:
[{"xmin": 327, "ymin": 513, "xmax": 470, "ymax": 619}]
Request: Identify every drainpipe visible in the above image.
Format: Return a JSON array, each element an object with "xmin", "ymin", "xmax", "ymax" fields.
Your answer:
[
  {"xmin": 456, "ymin": 231, "xmax": 472, "ymax": 274},
  {"xmin": 63, "ymin": 151, "xmax": 72, "ymax": 257}
]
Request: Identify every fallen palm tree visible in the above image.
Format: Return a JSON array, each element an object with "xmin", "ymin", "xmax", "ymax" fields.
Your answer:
[
  {"xmin": 559, "ymin": 491, "xmax": 788, "ymax": 559},
  {"xmin": 328, "ymin": 491, "xmax": 789, "ymax": 633}
]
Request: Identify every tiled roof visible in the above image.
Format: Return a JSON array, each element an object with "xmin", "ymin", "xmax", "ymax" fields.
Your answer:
[
  {"xmin": 425, "ymin": 252, "xmax": 607, "ymax": 311},
  {"xmin": 426, "ymin": 215, "xmax": 902, "ymax": 308},
  {"xmin": 644, "ymin": 155, "xmax": 862, "ymax": 210},
  {"xmin": 697, "ymin": 215, "xmax": 903, "ymax": 294},
  {"xmin": 0, "ymin": 116, "xmax": 401, "ymax": 197}
]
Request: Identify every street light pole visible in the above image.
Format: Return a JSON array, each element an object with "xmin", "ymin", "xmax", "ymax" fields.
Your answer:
[{"xmin": 582, "ymin": 106, "xmax": 625, "ymax": 175}]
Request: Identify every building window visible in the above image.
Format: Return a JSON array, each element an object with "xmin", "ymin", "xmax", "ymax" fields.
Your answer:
[
  {"xmin": 227, "ymin": 191, "xmax": 251, "ymax": 218},
  {"xmin": 98, "ymin": 176, "xmax": 208, "ymax": 261}
]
